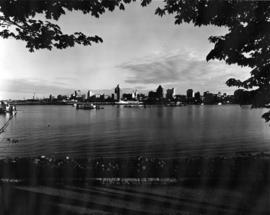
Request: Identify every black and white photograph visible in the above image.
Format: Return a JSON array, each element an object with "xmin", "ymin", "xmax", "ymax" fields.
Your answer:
[{"xmin": 0, "ymin": 0, "xmax": 270, "ymax": 214}]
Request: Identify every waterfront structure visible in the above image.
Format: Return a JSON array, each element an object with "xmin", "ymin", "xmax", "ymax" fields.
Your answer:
[
  {"xmin": 194, "ymin": 91, "xmax": 201, "ymax": 103},
  {"xmin": 49, "ymin": 94, "xmax": 54, "ymax": 102},
  {"xmin": 75, "ymin": 90, "xmax": 81, "ymax": 98},
  {"xmin": 156, "ymin": 85, "xmax": 164, "ymax": 99},
  {"xmin": 148, "ymin": 91, "xmax": 157, "ymax": 99},
  {"xmin": 186, "ymin": 89, "xmax": 193, "ymax": 98},
  {"xmin": 175, "ymin": 95, "xmax": 186, "ymax": 103},
  {"xmin": 203, "ymin": 92, "xmax": 216, "ymax": 104},
  {"xmin": 87, "ymin": 90, "xmax": 93, "ymax": 99},
  {"xmin": 111, "ymin": 94, "xmax": 115, "ymax": 101},
  {"xmin": 122, "ymin": 93, "xmax": 133, "ymax": 101},
  {"xmin": 115, "ymin": 84, "xmax": 121, "ymax": 101},
  {"xmin": 8, "ymin": 84, "xmax": 236, "ymax": 105},
  {"xmin": 81, "ymin": 94, "xmax": 86, "ymax": 100},
  {"xmin": 137, "ymin": 93, "xmax": 146, "ymax": 101},
  {"xmin": 194, "ymin": 91, "xmax": 200, "ymax": 99},
  {"xmin": 132, "ymin": 90, "xmax": 137, "ymax": 99},
  {"xmin": 100, "ymin": 94, "xmax": 105, "ymax": 100},
  {"xmin": 166, "ymin": 88, "xmax": 175, "ymax": 100}
]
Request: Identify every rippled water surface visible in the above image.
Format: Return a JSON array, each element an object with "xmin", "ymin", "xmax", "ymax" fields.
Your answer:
[{"xmin": 0, "ymin": 105, "xmax": 270, "ymax": 158}]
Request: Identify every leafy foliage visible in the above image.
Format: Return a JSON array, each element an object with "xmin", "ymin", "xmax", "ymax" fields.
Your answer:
[
  {"xmin": 0, "ymin": 0, "xmax": 147, "ymax": 51},
  {"xmin": 0, "ymin": 0, "xmax": 154, "ymax": 51}
]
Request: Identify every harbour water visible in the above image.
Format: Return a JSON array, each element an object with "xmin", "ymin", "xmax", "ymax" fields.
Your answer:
[{"xmin": 0, "ymin": 105, "xmax": 270, "ymax": 159}]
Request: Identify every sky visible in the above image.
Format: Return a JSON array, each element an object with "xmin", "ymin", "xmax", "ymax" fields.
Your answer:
[{"xmin": 0, "ymin": 1, "xmax": 251, "ymax": 100}]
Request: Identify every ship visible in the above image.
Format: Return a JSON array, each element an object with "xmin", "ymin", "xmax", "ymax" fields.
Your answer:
[
  {"xmin": 124, "ymin": 104, "xmax": 145, "ymax": 108},
  {"xmin": 115, "ymin": 100, "xmax": 143, "ymax": 105},
  {"xmin": 74, "ymin": 103, "xmax": 103, "ymax": 110}
]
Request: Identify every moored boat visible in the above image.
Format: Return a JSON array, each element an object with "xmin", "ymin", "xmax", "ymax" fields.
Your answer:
[
  {"xmin": 115, "ymin": 100, "xmax": 143, "ymax": 105},
  {"xmin": 75, "ymin": 103, "xmax": 104, "ymax": 110}
]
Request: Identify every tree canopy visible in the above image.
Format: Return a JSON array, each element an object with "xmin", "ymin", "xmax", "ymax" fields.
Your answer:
[{"xmin": 0, "ymin": 0, "xmax": 269, "ymax": 122}]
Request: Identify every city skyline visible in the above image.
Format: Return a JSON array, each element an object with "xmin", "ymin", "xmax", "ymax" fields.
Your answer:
[
  {"xmin": 0, "ymin": 82, "xmax": 236, "ymax": 101},
  {"xmin": 9, "ymin": 83, "xmax": 234, "ymax": 107},
  {"xmin": 6, "ymin": 84, "xmax": 231, "ymax": 101},
  {"xmin": 0, "ymin": 1, "xmax": 250, "ymax": 100}
]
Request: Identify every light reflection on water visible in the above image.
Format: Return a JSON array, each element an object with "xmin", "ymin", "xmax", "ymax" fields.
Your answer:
[{"xmin": 0, "ymin": 105, "xmax": 269, "ymax": 158}]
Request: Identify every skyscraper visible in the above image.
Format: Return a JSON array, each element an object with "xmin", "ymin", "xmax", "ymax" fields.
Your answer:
[
  {"xmin": 166, "ymin": 88, "xmax": 175, "ymax": 100},
  {"xmin": 87, "ymin": 90, "xmax": 93, "ymax": 99},
  {"xmin": 186, "ymin": 89, "xmax": 193, "ymax": 98},
  {"xmin": 194, "ymin": 91, "xmax": 201, "ymax": 103},
  {"xmin": 156, "ymin": 85, "xmax": 164, "ymax": 99},
  {"xmin": 115, "ymin": 84, "xmax": 121, "ymax": 101},
  {"xmin": 75, "ymin": 90, "xmax": 81, "ymax": 98},
  {"xmin": 111, "ymin": 93, "xmax": 115, "ymax": 101},
  {"xmin": 132, "ymin": 90, "xmax": 137, "ymax": 99}
]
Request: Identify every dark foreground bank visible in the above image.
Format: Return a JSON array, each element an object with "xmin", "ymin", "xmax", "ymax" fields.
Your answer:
[
  {"xmin": 1, "ymin": 153, "xmax": 270, "ymax": 215},
  {"xmin": 1, "ymin": 153, "xmax": 270, "ymax": 186}
]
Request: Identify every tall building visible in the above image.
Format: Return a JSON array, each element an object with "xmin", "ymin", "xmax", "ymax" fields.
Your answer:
[
  {"xmin": 194, "ymin": 91, "xmax": 201, "ymax": 100},
  {"xmin": 148, "ymin": 91, "xmax": 156, "ymax": 98},
  {"xmin": 122, "ymin": 93, "xmax": 133, "ymax": 100},
  {"xmin": 194, "ymin": 91, "xmax": 201, "ymax": 103},
  {"xmin": 186, "ymin": 89, "xmax": 193, "ymax": 98},
  {"xmin": 81, "ymin": 94, "xmax": 86, "ymax": 100},
  {"xmin": 132, "ymin": 90, "xmax": 137, "ymax": 99},
  {"xmin": 166, "ymin": 88, "xmax": 175, "ymax": 100},
  {"xmin": 203, "ymin": 91, "xmax": 209, "ymax": 97},
  {"xmin": 75, "ymin": 90, "xmax": 81, "ymax": 98},
  {"xmin": 156, "ymin": 85, "xmax": 164, "ymax": 99},
  {"xmin": 115, "ymin": 84, "xmax": 121, "ymax": 101},
  {"xmin": 49, "ymin": 94, "xmax": 53, "ymax": 102},
  {"xmin": 100, "ymin": 94, "xmax": 105, "ymax": 101},
  {"xmin": 87, "ymin": 90, "xmax": 93, "ymax": 99}
]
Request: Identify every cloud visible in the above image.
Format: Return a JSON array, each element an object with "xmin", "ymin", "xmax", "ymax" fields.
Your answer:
[
  {"xmin": 0, "ymin": 78, "xmax": 74, "ymax": 97},
  {"xmin": 120, "ymin": 54, "xmax": 182, "ymax": 84},
  {"xmin": 118, "ymin": 50, "xmax": 250, "ymax": 93}
]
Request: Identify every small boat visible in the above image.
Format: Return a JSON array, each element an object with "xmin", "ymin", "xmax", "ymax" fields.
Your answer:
[
  {"xmin": 75, "ymin": 103, "xmax": 103, "ymax": 110},
  {"xmin": 115, "ymin": 100, "xmax": 129, "ymax": 105},
  {"xmin": 76, "ymin": 103, "xmax": 96, "ymax": 110},
  {"xmin": 115, "ymin": 100, "xmax": 143, "ymax": 105}
]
